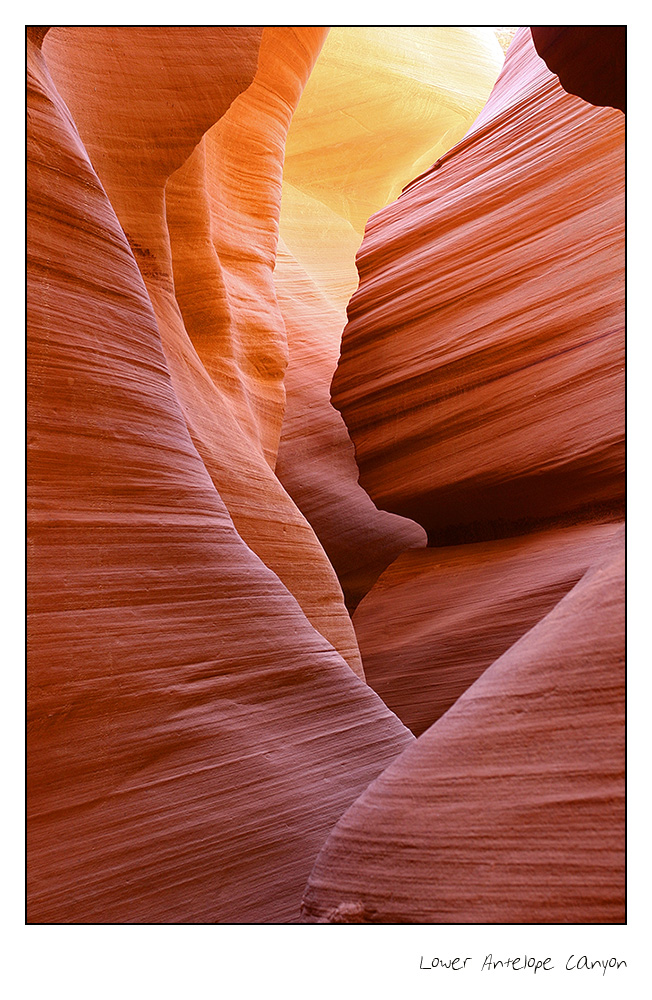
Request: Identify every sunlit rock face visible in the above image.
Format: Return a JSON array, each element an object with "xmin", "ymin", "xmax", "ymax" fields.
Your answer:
[
  {"xmin": 274, "ymin": 27, "xmax": 504, "ymax": 606},
  {"xmin": 27, "ymin": 27, "xmax": 414, "ymax": 923},
  {"xmin": 332, "ymin": 27, "xmax": 625, "ymax": 545},
  {"xmin": 282, "ymin": 27, "xmax": 505, "ymax": 235},
  {"xmin": 493, "ymin": 26, "xmax": 519, "ymax": 53}
]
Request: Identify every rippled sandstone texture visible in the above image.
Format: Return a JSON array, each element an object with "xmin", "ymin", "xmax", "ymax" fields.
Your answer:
[
  {"xmin": 305, "ymin": 26, "xmax": 625, "ymax": 922},
  {"xmin": 274, "ymin": 27, "xmax": 504, "ymax": 606},
  {"xmin": 28, "ymin": 24, "xmax": 625, "ymax": 926},
  {"xmin": 332, "ymin": 27, "xmax": 625, "ymax": 544},
  {"xmin": 303, "ymin": 533, "xmax": 625, "ymax": 923},
  {"xmin": 354, "ymin": 521, "xmax": 623, "ymax": 737},
  {"xmin": 27, "ymin": 26, "xmax": 415, "ymax": 923},
  {"xmin": 41, "ymin": 25, "xmax": 363, "ymax": 676}
]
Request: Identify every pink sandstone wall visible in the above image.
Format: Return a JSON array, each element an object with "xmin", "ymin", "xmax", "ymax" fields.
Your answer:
[{"xmin": 27, "ymin": 26, "xmax": 625, "ymax": 925}]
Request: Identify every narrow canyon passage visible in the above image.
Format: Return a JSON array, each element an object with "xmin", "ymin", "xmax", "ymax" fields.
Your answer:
[{"xmin": 27, "ymin": 25, "xmax": 624, "ymax": 924}]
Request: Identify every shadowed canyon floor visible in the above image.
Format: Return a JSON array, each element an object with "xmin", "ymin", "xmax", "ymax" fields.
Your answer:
[{"xmin": 27, "ymin": 25, "xmax": 624, "ymax": 924}]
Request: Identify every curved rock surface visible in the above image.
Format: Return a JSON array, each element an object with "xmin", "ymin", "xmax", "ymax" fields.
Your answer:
[
  {"xmin": 275, "ymin": 28, "xmax": 503, "ymax": 605},
  {"xmin": 332, "ymin": 27, "xmax": 625, "ymax": 545},
  {"xmin": 355, "ymin": 521, "xmax": 623, "ymax": 736},
  {"xmin": 28, "ymin": 25, "xmax": 625, "ymax": 927},
  {"xmin": 302, "ymin": 531, "xmax": 625, "ymax": 923},
  {"xmin": 27, "ymin": 30, "xmax": 414, "ymax": 924},
  {"xmin": 42, "ymin": 25, "xmax": 362, "ymax": 675},
  {"xmin": 274, "ymin": 242, "xmax": 426, "ymax": 609}
]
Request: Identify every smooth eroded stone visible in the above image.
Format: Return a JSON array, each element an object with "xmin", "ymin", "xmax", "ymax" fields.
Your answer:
[
  {"xmin": 275, "ymin": 27, "xmax": 504, "ymax": 606},
  {"xmin": 354, "ymin": 522, "xmax": 623, "ymax": 735},
  {"xmin": 302, "ymin": 531, "xmax": 625, "ymax": 923},
  {"xmin": 27, "ymin": 33, "xmax": 413, "ymax": 924},
  {"xmin": 43, "ymin": 26, "xmax": 363, "ymax": 675},
  {"xmin": 332, "ymin": 28, "xmax": 625, "ymax": 544}
]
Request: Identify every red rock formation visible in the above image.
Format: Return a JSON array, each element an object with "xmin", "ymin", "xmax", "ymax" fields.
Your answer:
[
  {"xmin": 274, "ymin": 28, "xmax": 504, "ymax": 606},
  {"xmin": 307, "ymin": 26, "xmax": 625, "ymax": 922},
  {"xmin": 27, "ymin": 30, "xmax": 413, "ymax": 923},
  {"xmin": 42, "ymin": 26, "xmax": 363, "ymax": 675},
  {"xmin": 354, "ymin": 522, "xmax": 622, "ymax": 736},
  {"xmin": 531, "ymin": 26, "xmax": 626, "ymax": 113},
  {"xmin": 274, "ymin": 250, "xmax": 426, "ymax": 609},
  {"xmin": 27, "ymin": 24, "xmax": 625, "ymax": 927},
  {"xmin": 302, "ymin": 532, "xmax": 625, "ymax": 923},
  {"xmin": 27, "ymin": 26, "xmax": 49, "ymax": 46},
  {"xmin": 332, "ymin": 27, "xmax": 625, "ymax": 546}
]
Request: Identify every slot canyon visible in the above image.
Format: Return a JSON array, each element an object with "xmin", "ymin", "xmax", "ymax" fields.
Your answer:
[{"xmin": 27, "ymin": 25, "xmax": 625, "ymax": 924}]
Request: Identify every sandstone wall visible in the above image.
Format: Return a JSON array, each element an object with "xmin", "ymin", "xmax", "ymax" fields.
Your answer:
[
  {"xmin": 27, "ymin": 26, "xmax": 625, "ymax": 925},
  {"xmin": 27, "ymin": 28, "xmax": 413, "ymax": 923},
  {"xmin": 332, "ymin": 28, "xmax": 625, "ymax": 544}
]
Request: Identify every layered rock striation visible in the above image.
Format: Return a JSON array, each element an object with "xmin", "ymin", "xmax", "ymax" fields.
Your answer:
[
  {"xmin": 354, "ymin": 522, "xmax": 623, "ymax": 737},
  {"xmin": 304, "ymin": 26, "xmax": 625, "ymax": 922},
  {"xmin": 332, "ymin": 28, "xmax": 625, "ymax": 545},
  {"xmin": 41, "ymin": 25, "xmax": 363, "ymax": 675},
  {"xmin": 27, "ymin": 25, "xmax": 625, "ymax": 926},
  {"xmin": 303, "ymin": 533, "xmax": 625, "ymax": 923},
  {"xmin": 274, "ymin": 27, "xmax": 504, "ymax": 606},
  {"xmin": 27, "ymin": 27, "xmax": 414, "ymax": 923}
]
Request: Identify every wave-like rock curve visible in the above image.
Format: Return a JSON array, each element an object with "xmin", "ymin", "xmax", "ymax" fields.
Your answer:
[
  {"xmin": 42, "ymin": 25, "xmax": 363, "ymax": 675},
  {"xmin": 332, "ymin": 28, "xmax": 625, "ymax": 545},
  {"xmin": 27, "ymin": 25, "xmax": 625, "ymax": 926},
  {"xmin": 274, "ymin": 27, "xmax": 504, "ymax": 606},
  {"xmin": 27, "ymin": 28, "xmax": 414, "ymax": 923},
  {"xmin": 302, "ymin": 532, "xmax": 625, "ymax": 923}
]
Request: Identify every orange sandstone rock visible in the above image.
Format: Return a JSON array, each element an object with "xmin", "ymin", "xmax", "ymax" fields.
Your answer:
[
  {"xmin": 27, "ymin": 23, "xmax": 625, "ymax": 928},
  {"xmin": 300, "ymin": 28, "xmax": 625, "ymax": 922},
  {"xmin": 332, "ymin": 28, "xmax": 625, "ymax": 545},
  {"xmin": 354, "ymin": 522, "xmax": 623, "ymax": 736},
  {"xmin": 42, "ymin": 26, "xmax": 363, "ymax": 675},
  {"xmin": 302, "ymin": 531, "xmax": 625, "ymax": 923},
  {"xmin": 275, "ymin": 28, "xmax": 504, "ymax": 606},
  {"xmin": 27, "ymin": 30, "xmax": 413, "ymax": 923},
  {"xmin": 273, "ymin": 239, "xmax": 427, "ymax": 609}
]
